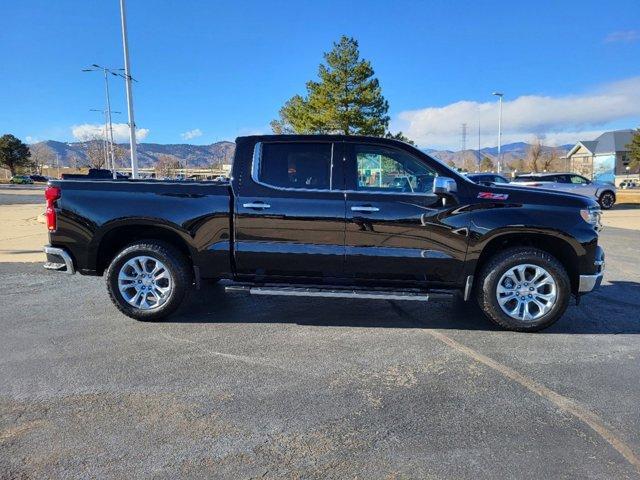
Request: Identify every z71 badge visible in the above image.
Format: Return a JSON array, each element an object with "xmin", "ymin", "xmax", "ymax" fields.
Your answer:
[{"xmin": 478, "ymin": 192, "xmax": 509, "ymax": 200}]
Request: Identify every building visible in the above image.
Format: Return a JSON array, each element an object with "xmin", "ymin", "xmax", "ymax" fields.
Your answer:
[{"xmin": 566, "ymin": 129, "xmax": 637, "ymax": 185}]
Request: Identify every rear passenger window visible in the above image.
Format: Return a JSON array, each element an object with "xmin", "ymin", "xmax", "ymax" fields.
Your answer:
[{"xmin": 258, "ymin": 142, "xmax": 332, "ymax": 190}]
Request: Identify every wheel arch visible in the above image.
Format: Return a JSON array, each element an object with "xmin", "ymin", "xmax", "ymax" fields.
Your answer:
[
  {"xmin": 472, "ymin": 231, "xmax": 580, "ymax": 293},
  {"xmin": 94, "ymin": 222, "xmax": 194, "ymax": 275},
  {"xmin": 598, "ymin": 188, "xmax": 616, "ymax": 200}
]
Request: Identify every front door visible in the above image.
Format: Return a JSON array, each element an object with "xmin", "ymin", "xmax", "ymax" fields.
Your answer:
[
  {"xmin": 234, "ymin": 140, "xmax": 346, "ymax": 280},
  {"xmin": 343, "ymin": 142, "xmax": 466, "ymax": 285}
]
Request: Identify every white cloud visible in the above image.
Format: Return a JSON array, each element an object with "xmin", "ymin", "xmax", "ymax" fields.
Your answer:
[
  {"xmin": 181, "ymin": 128, "xmax": 203, "ymax": 140},
  {"xmin": 604, "ymin": 30, "xmax": 640, "ymax": 43},
  {"xmin": 25, "ymin": 136, "xmax": 36, "ymax": 143},
  {"xmin": 71, "ymin": 123, "xmax": 149, "ymax": 142},
  {"xmin": 393, "ymin": 77, "xmax": 640, "ymax": 149}
]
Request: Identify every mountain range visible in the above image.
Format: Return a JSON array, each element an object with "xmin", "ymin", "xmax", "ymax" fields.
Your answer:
[
  {"xmin": 30, "ymin": 139, "xmax": 573, "ymax": 170},
  {"xmin": 424, "ymin": 142, "xmax": 573, "ymax": 169},
  {"xmin": 31, "ymin": 140, "xmax": 236, "ymax": 168}
]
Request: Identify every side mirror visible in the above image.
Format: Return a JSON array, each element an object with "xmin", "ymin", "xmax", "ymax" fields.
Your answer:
[{"xmin": 433, "ymin": 176, "xmax": 457, "ymax": 194}]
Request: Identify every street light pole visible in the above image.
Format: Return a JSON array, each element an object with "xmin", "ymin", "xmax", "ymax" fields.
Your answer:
[
  {"xmin": 103, "ymin": 69, "xmax": 117, "ymax": 178},
  {"xmin": 83, "ymin": 65, "xmax": 123, "ymax": 177},
  {"xmin": 492, "ymin": 92, "xmax": 504, "ymax": 173},
  {"xmin": 119, "ymin": 0, "xmax": 138, "ymax": 179}
]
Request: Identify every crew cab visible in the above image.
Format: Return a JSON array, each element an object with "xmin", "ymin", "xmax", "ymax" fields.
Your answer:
[{"xmin": 43, "ymin": 135, "xmax": 605, "ymax": 332}]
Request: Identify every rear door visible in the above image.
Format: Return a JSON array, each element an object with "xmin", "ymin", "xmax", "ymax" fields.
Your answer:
[
  {"xmin": 343, "ymin": 142, "xmax": 466, "ymax": 284},
  {"xmin": 234, "ymin": 140, "xmax": 346, "ymax": 280}
]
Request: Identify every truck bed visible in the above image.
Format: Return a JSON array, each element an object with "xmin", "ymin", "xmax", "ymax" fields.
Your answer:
[{"xmin": 48, "ymin": 179, "xmax": 233, "ymax": 278}]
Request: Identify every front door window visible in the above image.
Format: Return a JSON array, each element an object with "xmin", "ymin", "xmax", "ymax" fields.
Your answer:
[{"xmin": 355, "ymin": 145, "xmax": 437, "ymax": 194}]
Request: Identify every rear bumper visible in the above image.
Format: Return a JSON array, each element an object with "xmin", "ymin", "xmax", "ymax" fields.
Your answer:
[
  {"xmin": 43, "ymin": 246, "xmax": 75, "ymax": 274},
  {"xmin": 578, "ymin": 246, "xmax": 604, "ymax": 293}
]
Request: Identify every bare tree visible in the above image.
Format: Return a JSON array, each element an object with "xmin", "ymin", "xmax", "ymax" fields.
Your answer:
[
  {"xmin": 113, "ymin": 144, "xmax": 128, "ymax": 168},
  {"xmin": 155, "ymin": 154, "xmax": 180, "ymax": 178},
  {"xmin": 540, "ymin": 147, "xmax": 563, "ymax": 172},
  {"xmin": 527, "ymin": 137, "xmax": 545, "ymax": 172},
  {"xmin": 84, "ymin": 137, "xmax": 107, "ymax": 169},
  {"xmin": 29, "ymin": 143, "xmax": 55, "ymax": 174},
  {"xmin": 67, "ymin": 152, "xmax": 82, "ymax": 170}
]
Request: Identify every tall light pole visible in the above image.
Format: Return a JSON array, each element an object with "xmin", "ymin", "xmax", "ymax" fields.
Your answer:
[
  {"xmin": 492, "ymin": 92, "xmax": 504, "ymax": 173},
  {"xmin": 120, "ymin": 0, "xmax": 138, "ymax": 179},
  {"xmin": 83, "ymin": 65, "xmax": 125, "ymax": 178}
]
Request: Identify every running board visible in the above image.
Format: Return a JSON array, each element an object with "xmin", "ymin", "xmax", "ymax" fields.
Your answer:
[{"xmin": 225, "ymin": 285, "xmax": 453, "ymax": 302}]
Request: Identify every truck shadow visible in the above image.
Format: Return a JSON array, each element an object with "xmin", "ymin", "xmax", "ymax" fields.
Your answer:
[{"xmin": 169, "ymin": 280, "xmax": 640, "ymax": 334}]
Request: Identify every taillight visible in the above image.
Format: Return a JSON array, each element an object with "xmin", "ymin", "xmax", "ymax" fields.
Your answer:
[{"xmin": 44, "ymin": 186, "xmax": 61, "ymax": 232}]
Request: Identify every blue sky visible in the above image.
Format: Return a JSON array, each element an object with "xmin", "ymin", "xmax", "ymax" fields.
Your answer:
[{"xmin": 2, "ymin": 0, "xmax": 639, "ymax": 149}]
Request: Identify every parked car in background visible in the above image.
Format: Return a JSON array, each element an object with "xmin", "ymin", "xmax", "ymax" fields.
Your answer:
[
  {"xmin": 9, "ymin": 175, "xmax": 34, "ymax": 184},
  {"xmin": 512, "ymin": 173, "xmax": 617, "ymax": 209},
  {"xmin": 619, "ymin": 179, "xmax": 638, "ymax": 189},
  {"xmin": 29, "ymin": 174, "xmax": 49, "ymax": 183},
  {"xmin": 466, "ymin": 173, "xmax": 510, "ymax": 186}
]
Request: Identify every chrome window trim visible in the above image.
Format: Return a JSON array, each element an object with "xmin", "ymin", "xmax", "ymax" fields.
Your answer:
[{"xmin": 250, "ymin": 140, "xmax": 443, "ymax": 198}]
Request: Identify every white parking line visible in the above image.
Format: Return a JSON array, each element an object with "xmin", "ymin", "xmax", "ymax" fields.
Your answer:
[{"xmin": 427, "ymin": 329, "xmax": 640, "ymax": 474}]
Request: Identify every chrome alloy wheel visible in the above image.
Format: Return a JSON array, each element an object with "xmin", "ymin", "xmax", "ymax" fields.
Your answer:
[
  {"xmin": 496, "ymin": 264, "xmax": 557, "ymax": 321},
  {"xmin": 118, "ymin": 256, "xmax": 173, "ymax": 310}
]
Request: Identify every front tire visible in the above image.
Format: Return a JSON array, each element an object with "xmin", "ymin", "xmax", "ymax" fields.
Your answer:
[
  {"xmin": 476, "ymin": 247, "xmax": 570, "ymax": 332},
  {"xmin": 105, "ymin": 240, "xmax": 192, "ymax": 321},
  {"xmin": 598, "ymin": 191, "xmax": 615, "ymax": 210}
]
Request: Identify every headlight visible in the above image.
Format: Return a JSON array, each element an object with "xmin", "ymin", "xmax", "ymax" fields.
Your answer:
[{"xmin": 580, "ymin": 206, "xmax": 601, "ymax": 228}]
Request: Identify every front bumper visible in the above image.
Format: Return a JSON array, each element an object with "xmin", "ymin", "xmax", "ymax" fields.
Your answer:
[
  {"xmin": 578, "ymin": 246, "xmax": 604, "ymax": 293},
  {"xmin": 43, "ymin": 246, "xmax": 75, "ymax": 274}
]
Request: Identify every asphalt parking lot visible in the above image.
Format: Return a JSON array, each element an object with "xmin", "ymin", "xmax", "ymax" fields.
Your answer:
[{"xmin": 1, "ymin": 223, "xmax": 639, "ymax": 478}]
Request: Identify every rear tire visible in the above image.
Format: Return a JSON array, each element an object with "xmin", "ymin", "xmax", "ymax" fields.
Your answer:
[
  {"xmin": 476, "ymin": 247, "xmax": 570, "ymax": 332},
  {"xmin": 105, "ymin": 240, "xmax": 192, "ymax": 321},
  {"xmin": 598, "ymin": 191, "xmax": 615, "ymax": 210}
]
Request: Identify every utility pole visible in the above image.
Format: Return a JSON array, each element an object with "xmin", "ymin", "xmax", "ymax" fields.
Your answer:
[
  {"xmin": 492, "ymin": 92, "xmax": 504, "ymax": 173},
  {"xmin": 103, "ymin": 68, "xmax": 117, "ymax": 177},
  {"xmin": 120, "ymin": 0, "xmax": 138, "ymax": 179},
  {"xmin": 477, "ymin": 117, "xmax": 481, "ymax": 171},
  {"xmin": 461, "ymin": 123, "xmax": 467, "ymax": 151}
]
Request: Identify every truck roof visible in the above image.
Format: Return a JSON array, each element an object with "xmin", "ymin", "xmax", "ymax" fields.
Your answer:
[{"xmin": 236, "ymin": 134, "xmax": 416, "ymax": 146}]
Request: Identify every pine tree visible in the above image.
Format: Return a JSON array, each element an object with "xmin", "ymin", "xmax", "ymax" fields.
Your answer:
[
  {"xmin": 271, "ymin": 36, "xmax": 390, "ymax": 136},
  {"xmin": 0, "ymin": 134, "xmax": 31, "ymax": 176},
  {"xmin": 384, "ymin": 131, "xmax": 415, "ymax": 145},
  {"xmin": 627, "ymin": 128, "xmax": 640, "ymax": 172}
]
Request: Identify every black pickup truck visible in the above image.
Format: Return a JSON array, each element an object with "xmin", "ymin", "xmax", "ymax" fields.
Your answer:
[{"xmin": 43, "ymin": 135, "xmax": 604, "ymax": 331}]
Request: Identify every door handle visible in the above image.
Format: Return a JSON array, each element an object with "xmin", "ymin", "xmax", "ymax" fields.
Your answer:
[
  {"xmin": 243, "ymin": 202, "xmax": 271, "ymax": 209},
  {"xmin": 351, "ymin": 206, "xmax": 380, "ymax": 212}
]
